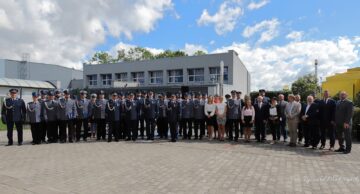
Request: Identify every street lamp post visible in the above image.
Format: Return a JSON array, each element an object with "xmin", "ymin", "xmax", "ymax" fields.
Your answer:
[{"xmin": 219, "ymin": 61, "xmax": 224, "ymax": 97}]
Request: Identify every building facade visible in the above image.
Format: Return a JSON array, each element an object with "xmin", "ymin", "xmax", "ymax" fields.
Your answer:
[
  {"xmin": 83, "ymin": 50, "xmax": 250, "ymax": 96},
  {"xmin": 0, "ymin": 59, "xmax": 83, "ymax": 89},
  {"xmin": 322, "ymin": 67, "xmax": 360, "ymax": 100}
]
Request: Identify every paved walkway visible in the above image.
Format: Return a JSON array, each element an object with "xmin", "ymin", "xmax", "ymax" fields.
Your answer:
[{"xmin": 0, "ymin": 130, "xmax": 359, "ymax": 194}]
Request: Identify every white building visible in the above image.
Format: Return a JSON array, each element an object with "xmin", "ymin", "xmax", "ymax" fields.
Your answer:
[{"xmin": 0, "ymin": 59, "xmax": 83, "ymax": 89}]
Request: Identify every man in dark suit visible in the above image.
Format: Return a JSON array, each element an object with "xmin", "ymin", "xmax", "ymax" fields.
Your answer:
[
  {"xmin": 254, "ymin": 96, "xmax": 269, "ymax": 142},
  {"xmin": 335, "ymin": 91, "xmax": 354, "ymax": 154},
  {"xmin": 1, "ymin": 89, "xmax": 26, "ymax": 146},
  {"xmin": 167, "ymin": 94, "xmax": 180, "ymax": 142},
  {"xmin": 318, "ymin": 90, "xmax": 336, "ymax": 150},
  {"xmin": 144, "ymin": 91, "xmax": 158, "ymax": 140},
  {"xmin": 105, "ymin": 92, "xmax": 121, "ymax": 142},
  {"xmin": 301, "ymin": 96, "xmax": 320, "ymax": 149},
  {"xmin": 125, "ymin": 93, "xmax": 140, "ymax": 141}
]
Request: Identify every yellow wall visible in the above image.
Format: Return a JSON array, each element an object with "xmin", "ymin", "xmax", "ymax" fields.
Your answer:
[{"xmin": 322, "ymin": 67, "xmax": 360, "ymax": 100}]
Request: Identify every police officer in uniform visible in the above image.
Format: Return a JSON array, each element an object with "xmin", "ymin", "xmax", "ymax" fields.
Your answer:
[
  {"xmin": 27, "ymin": 92, "xmax": 42, "ymax": 145},
  {"xmin": 57, "ymin": 90, "xmax": 77, "ymax": 143},
  {"xmin": 227, "ymin": 90, "xmax": 241, "ymax": 141},
  {"xmin": 38, "ymin": 90, "xmax": 48, "ymax": 143},
  {"xmin": 181, "ymin": 93, "xmax": 194, "ymax": 139},
  {"xmin": 167, "ymin": 94, "xmax": 180, "ymax": 142},
  {"xmin": 118, "ymin": 92, "xmax": 127, "ymax": 140},
  {"xmin": 136, "ymin": 91, "xmax": 146, "ymax": 139},
  {"xmin": 144, "ymin": 91, "xmax": 158, "ymax": 140},
  {"xmin": 75, "ymin": 90, "xmax": 90, "ymax": 141},
  {"xmin": 1, "ymin": 89, "xmax": 26, "ymax": 146},
  {"xmin": 42, "ymin": 91, "xmax": 58, "ymax": 143},
  {"xmin": 125, "ymin": 93, "xmax": 140, "ymax": 141},
  {"xmin": 106, "ymin": 92, "xmax": 121, "ymax": 142},
  {"xmin": 157, "ymin": 94, "xmax": 168, "ymax": 139},
  {"xmin": 193, "ymin": 93, "xmax": 206, "ymax": 140},
  {"xmin": 93, "ymin": 90, "xmax": 107, "ymax": 141}
]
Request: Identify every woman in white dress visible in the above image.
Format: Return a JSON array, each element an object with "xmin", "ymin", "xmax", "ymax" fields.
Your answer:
[{"xmin": 216, "ymin": 96, "xmax": 227, "ymax": 141}]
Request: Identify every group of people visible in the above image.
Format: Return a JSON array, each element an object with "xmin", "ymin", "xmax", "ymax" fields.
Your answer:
[{"xmin": 1, "ymin": 88, "xmax": 354, "ymax": 154}]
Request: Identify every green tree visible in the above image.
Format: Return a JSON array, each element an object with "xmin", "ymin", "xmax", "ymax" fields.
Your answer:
[
  {"xmin": 89, "ymin": 51, "xmax": 117, "ymax": 64},
  {"xmin": 291, "ymin": 73, "xmax": 320, "ymax": 102},
  {"xmin": 155, "ymin": 50, "xmax": 187, "ymax": 59},
  {"xmin": 193, "ymin": 50, "xmax": 207, "ymax": 56}
]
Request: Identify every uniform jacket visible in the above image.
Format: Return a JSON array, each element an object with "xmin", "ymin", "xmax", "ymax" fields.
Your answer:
[
  {"xmin": 76, "ymin": 98, "xmax": 90, "ymax": 119},
  {"xmin": 93, "ymin": 99, "xmax": 107, "ymax": 119},
  {"xmin": 57, "ymin": 98, "xmax": 77, "ymax": 121},
  {"xmin": 226, "ymin": 98, "xmax": 241, "ymax": 120},
  {"xmin": 1, "ymin": 98, "xmax": 26, "ymax": 123},
  {"xmin": 125, "ymin": 99, "xmax": 140, "ymax": 121},
  {"xmin": 105, "ymin": 99, "xmax": 121, "ymax": 122},
  {"xmin": 193, "ymin": 99, "xmax": 205, "ymax": 120},
  {"xmin": 144, "ymin": 98, "xmax": 158, "ymax": 119},
  {"xmin": 167, "ymin": 100, "xmax": 180, "ymax": 123},
  {"xmin": 157, "ymin": 99, "xmax": 168, "ymax": 118},
  {"xmin": 180, "ymin": 99, "xmax": 194, "ymax": 119},
  {"xmin": 42, "ymin": 99, "xmax": 58, "ymax": 122},
  {"xmin": 27, "ymin": 101, "xmax": 42, "ymax": 123}
]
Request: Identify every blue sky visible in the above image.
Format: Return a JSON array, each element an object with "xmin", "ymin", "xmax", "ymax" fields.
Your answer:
[
  {"xmin": 0, "ymin": 0, "xmax": 359, "ymax": 90},
  {"xmin": 96, "ymin": 0, "xmax": 360, "ymax": 53}
]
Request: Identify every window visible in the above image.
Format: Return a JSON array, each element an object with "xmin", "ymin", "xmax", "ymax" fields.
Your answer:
[
  {"xmin": 100, "ymin": 74, "xmax": 112, "ymax": 86},
  {"xmin": 209, "ymin": 66, "xmax": 228, "ymax": 82},
  {"xmin": 168, "ymin": 69, "xmax": 183, "ymax": 83},
  {"xmin": 149, "ymin": 71, "xmax": 163, "ymax": 84},
  {"xmin": 188, "ymin": 68, "xmax": 204, "ymax": 83},
  {"xmin": 87, "ymin": 74, "xmax": 97, "ymax": 86},
  {"xmin": 131, "ymin": 72, "xmax": 145, "ymax": 84},
  {"xmin": 115, "ymin": 73, "xmax": 128, "ymax": 82}
]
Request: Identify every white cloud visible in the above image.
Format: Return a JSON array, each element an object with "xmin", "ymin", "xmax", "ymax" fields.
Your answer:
[
  {"xmin": 110, "ymin": 42, "xmax": 165, "ymax": 57},
  {"xmin": 0, "ymin": 0, "xmax": 173, "ymax": 69},
  {"xmin": 247, "ymin": 0, "xmax": 270, "ymax": 10},
  {"xmin": 209, "ymin": 40, "xmax": 216, "ymax": 45},
  {"xmin": 242, "ymin": 18, "xmax": 280, "ymax": 44},
  {"xmin": 183, "ymin": 43, "xmax": 208, "ymax": 55},
  {"xmin": 212, "ymin": 37, "xmax": 360, "ymax": 91},
  {"xmin": 286, "ymin": 31, "xmax": 304, "ymax": 41},
  {"xmin": 197, "ymin": 0, "xmax": 243, "ymax": 35}
]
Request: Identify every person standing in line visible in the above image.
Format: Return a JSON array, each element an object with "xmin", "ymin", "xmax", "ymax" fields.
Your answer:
[
  {"xmin": 193, "ymin": 93, "xmax": 206, "ymax": 140},
  {"xmin": 144, "ymin": 91, "xmax": 158, "ymax": 140},
  {"xmin": 136, "ymin": 91, "xmax": 146, "ymax": 140},
  {"xmin": 335, "ymin": 91, "xmax": 354, "ymax": 154},
  {"xmin": 105, "ymin": 92, "xmax": 121, "ymax": 142},
  {"xmin": 42, "ymin": 91, "xmax": 58, "ymax": 143},
  {"xmin": 94, "ymin": 90, "xmax": 107, "ymax": 141},
  {"xmin": 216, "ymin": 96, "xmax": 227, "ymax": 141},
  {"xmin": 236, "ymin": 91, "xmax": 244, "ymax": 138},
  {"xmin": 38, "ymin": 90, "xmax": 48, "ymax": 143},
  {"xmin": 254, "ymin": 96, "xmax": 269, "ymax": 142},
  {"xmin": 268, "ymin": 97, "xmax": 281, "ymax": 144},
  {"xmin": 1, "ymin": 89, "xmax": 26, "ymax": 146},
  {"xmin": 227, "ymin": 90, "xmax": 240, "ymax": 141},
  {"xmin": 27, "ymin": 92, "xmax": 42, "ymax": 145},
  {"xmin": 57, "ymin": 90, "xmax": 77, "ymax": 143},
  {"xmin": 88, "ymin": 93, "xmax": 97, "ymax": 139},
  {"xmin": 301, "ymin": 95, "xmax": 319, "ymax": 149},
  {"xmin": 204, "ymin": 96, "xmax": 216, "ymax": 141},
  {"xmin": 75, "ymin": 90, "xmax": 90, "ymax": 142},
  {"xmin": 167, "ymin": 94, "xmax": 180, "ymax": 142},
  {"xmin": 285, "ymin": 94, "xmax": 302, "ymax": 147},
  {"xmin": 295, "ymin": 95, "xmax": 306, "ymax": 144},
  {"xmin": 157, "ymin": 94, "xmax": 168, "ymax": 139},
  {"xmin": 278, "ymin": 94, "xmax": 288, "ymax": 142},
  {"xmin": 241, "ymin": 99, "xmax": 255, "ymax": 143},
  {"xmin": 125, "ymin": 93, "xmax": 140, "ymax": 141},
  {"xmin": 180, "ymin": 93, "xmax": 194, "ymax": 140},
  {"xmin": 318, "ymin": 90, "xmax": 336, "ymax": 150}
]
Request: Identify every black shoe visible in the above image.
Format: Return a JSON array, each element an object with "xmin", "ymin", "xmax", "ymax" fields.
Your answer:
[
  {"xmin": 303, "ymin": 144, "xmax": 310, "ymax": 148},
  {"xmin": 18, "ymin": 143, "xmax": 22, "ymax": 146},
  {"xmin": 5, "ymin": 143, "xmax": 13, "ymax": 146},
  {"xmin": 343, "ymin": 150, "xmax": 351, "ymax": 154},
  {"xmin": 319, "ymin": 145, "xmax": 325, "ymax": 149},
  {"xmin": 125, "ymin": 138, "xmax": 131, "ymax": 141},
  {"xmin": 335, "ymin": 148, "xmax": 345, "ymax": 152}
]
